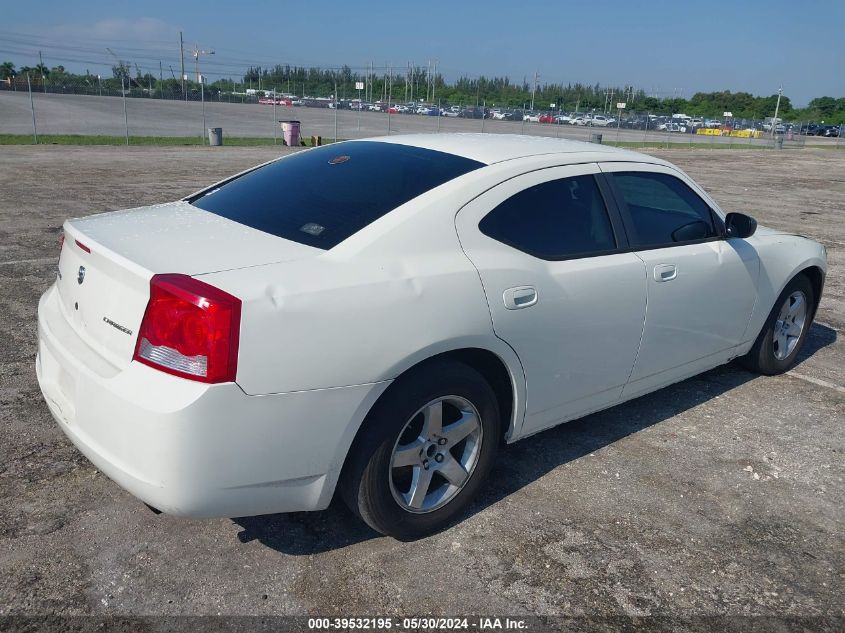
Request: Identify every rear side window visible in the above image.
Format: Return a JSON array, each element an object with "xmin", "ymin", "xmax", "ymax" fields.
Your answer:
[
  {"xmin": 611, "ymin": 171, "xmax": 718, "ymax": 247},
  {"xmin": 190, "ymin": 141, "xmax": 483, "ymax": 249},
  {"xmin": 479, "ymin": 175, "xmax": 616, "ymax": 260}
]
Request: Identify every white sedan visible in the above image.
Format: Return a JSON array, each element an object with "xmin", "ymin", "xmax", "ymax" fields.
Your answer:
[
  {"xmin": 37, "ymin": 134, "xmax": 826, "ymax": 539},
  {"xmin": 589, "ymin": 115, "xmax": 616, "ymax": 127}
]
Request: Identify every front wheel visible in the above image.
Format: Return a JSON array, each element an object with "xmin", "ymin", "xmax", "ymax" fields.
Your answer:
[
  {"xmin": 340, "ymin": 360, "xmax": 501, "ymax": 540},
  {"xmin": 739, "ymin": 274, "xmax": 815, "ymax": 375}
]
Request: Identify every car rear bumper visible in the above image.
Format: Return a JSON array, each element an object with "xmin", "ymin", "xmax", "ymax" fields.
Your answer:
[{"xmin": 36, "ymin": 283, "xmax": 390, "ymax": 518}]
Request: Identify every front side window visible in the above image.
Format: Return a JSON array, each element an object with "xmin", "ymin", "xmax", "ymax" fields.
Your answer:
[
  {"xmin": 479, "ymin": 174, "xmax": 616, "ymax": 260},
  {"xmin": 610, "ymin": 171, "xmax": 718, "ymax": 247}
]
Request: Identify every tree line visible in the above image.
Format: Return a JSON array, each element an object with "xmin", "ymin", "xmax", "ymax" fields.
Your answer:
[{"xmin": 2, "ymin": 60, "xmax": 843, "ymax": 123}]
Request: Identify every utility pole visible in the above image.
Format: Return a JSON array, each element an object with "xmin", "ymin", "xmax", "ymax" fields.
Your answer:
[
  {"xmin": 771, "ymin": 84, "xmax": 783, "ymax": 139},
  {"xmin": 179, "ymin": 31, "xmax": 185, "ymax": 101},
  {"xmin": 530, "ymin": 71, "xmax": 538, "ymax": 111}
]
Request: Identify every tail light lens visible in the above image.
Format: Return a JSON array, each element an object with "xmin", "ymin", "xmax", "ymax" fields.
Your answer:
[{"xmin": 133, "ymin": 274, "xmax": 241, "ymax": 383}]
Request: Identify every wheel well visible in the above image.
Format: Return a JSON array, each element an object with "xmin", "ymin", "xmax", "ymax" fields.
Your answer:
[
  {"xmin": 798, "ymin": 266, "xmax": 824, "ymax": 317},
  {"xmin": 360, "ymin": 348, "xmax": 515, "ymax": 445},
  {"xmin": 335, "ymin": 348, "xmax": 517, "ymax": 500},
  {"xmin": 428, "ymin": 348, "xmax": 515, "ymax": 442}
]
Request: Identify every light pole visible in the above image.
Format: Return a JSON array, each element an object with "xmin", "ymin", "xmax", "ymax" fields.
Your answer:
[
  {"xmin": 771, "ymin": 84, "xmax": 783, "ymax": 140},
  {"xmin": 193, "ymin": 46, "xmax": 215, "ymax": 84},
  {"xmin": 431, "ymin": 60, "xmax": 438, "ymax": 106}
]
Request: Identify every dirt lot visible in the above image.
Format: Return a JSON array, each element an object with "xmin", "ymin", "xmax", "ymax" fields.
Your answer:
[{"xmin": 0, "ymin": 144, "xmax": 842, "ymax": 629}]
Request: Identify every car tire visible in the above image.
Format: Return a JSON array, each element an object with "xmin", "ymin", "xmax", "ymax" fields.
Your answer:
[
  {"xmin": 739, "ymin": 274, "xmax": 815, "ymax": 375},
  {"xmin": 340, "ymin": 359, "xmax": 501, "ymax": 540}
]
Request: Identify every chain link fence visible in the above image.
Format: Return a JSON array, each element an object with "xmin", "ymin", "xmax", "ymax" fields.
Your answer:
[{"xmin": 2, "ymin": 74, "xmax": 842, "ymax": 150}]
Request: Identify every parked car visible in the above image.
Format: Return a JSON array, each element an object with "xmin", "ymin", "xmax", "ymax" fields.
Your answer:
[
  {"xmin": 459, "ymin": 107, "xmax": 486, "ymax": 119},
  {"xmin": 589, "ymin": 115, "xmax": 616, "ymax": 127},
  {"xmin": 538, "ymin": 113, "xmax": 556, "ymax": 124},
  {"xmin": 38, "ymin": 135, "xmax": 826, "ymax": 539},
  {"xmin": 622, "ymin": 116, "xmax": 650, "ymax": 130},
  {"xmin": 523, "ymin": 113, "xmax": 540, "ymax": 122},
  {"xmin": 441, "ymin": 107, "xmax": 460, "ymax": 117},
  {"xmin": 657, "ymin": 121, "xmax": 686, "ymax": 132}
]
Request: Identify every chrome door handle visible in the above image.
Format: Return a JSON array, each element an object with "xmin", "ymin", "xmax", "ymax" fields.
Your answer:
[
  {"xmin": 503, "ymin": 286, "xmax": 538, "ymax": 310},
  {"xmin": 653, "ymin": 264, "xmax": 677, "ymax": 282}
]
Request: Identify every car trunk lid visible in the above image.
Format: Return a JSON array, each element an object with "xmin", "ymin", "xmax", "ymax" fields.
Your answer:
[{"xmin": 57, "ymin": 201, "xmax": 321, "ymax": 369}]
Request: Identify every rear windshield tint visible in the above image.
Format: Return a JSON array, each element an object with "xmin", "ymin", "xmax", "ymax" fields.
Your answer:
[{"xmin": 189, "ymin": 141, "xmax": 484, "ymax": 249}]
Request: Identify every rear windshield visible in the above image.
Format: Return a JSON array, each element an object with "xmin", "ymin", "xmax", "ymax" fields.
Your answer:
[{"xmin": 189, "ymin": 141, "xmax": 484, "ymax": 249}]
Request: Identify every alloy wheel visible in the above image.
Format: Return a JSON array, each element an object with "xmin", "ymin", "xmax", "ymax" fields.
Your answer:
[
  {"xmin": 773, "ymin": 290, "xmax": 807, "ymax": 360},
  {"xmin": 388, "ymin": 396, "xmax": 483, "ymax": 514}
]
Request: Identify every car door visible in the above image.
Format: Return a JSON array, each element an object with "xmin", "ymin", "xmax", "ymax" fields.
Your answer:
[
  {"xmin": 456, "ymin": 164, "xmax": 647, "ymax": 436},
  {"xmin": 599, "ymin": 163, "xmax": 760, "ymax": 397}
]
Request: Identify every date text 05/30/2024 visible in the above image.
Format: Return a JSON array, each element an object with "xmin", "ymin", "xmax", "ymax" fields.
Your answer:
[{"xmin": 307, "ymin": 617, "xmax": 529, "ymax": 630}]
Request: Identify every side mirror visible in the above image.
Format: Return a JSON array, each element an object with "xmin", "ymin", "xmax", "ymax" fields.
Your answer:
[{"xmin": 725, "ymin": 212, "xmax": 757, "ymax": 239}]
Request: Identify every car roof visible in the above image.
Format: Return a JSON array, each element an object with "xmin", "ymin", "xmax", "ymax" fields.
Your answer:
[{"xmin": 367, "ymin": 133, "xmax": 657, "ymax": 166}]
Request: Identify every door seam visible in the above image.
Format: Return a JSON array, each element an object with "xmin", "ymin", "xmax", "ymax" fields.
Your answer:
[{"xmin": 624, "ymin": 251, "xmax": 650, "ymax": 386}]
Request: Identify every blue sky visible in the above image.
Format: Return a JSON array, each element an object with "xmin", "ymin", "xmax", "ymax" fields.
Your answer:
[{"xmin": 2, "ymin": 0, "xmax": 843, "ymax": 105}]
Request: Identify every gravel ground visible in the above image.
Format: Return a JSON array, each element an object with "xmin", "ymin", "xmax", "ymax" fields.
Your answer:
[{"xmin": 0, "ymin": 144, "xmax": 842, "ymax": 630}]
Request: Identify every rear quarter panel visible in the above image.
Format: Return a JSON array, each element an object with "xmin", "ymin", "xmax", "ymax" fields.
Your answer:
[{"xmin": 197, "ymin": 165, "xmax": 530, "ymax": 399}]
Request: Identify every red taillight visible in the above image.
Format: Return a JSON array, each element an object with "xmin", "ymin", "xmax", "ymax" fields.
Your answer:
[
  {"xmin": 133, "ymin": 274, "xmax": 241, "ymax": 384},
  {"xmin": 75, "ymin": 239, "xmax": 91, "ymax": 253}
]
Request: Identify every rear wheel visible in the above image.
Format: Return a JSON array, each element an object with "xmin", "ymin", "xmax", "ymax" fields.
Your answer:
[
  {"xmin": 340, "ymin": 360, "xmax": 501, "ymax": 540},
  {"xmin": 739, "ymin": 274, "xmax": 815, "ymax": 375}
]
